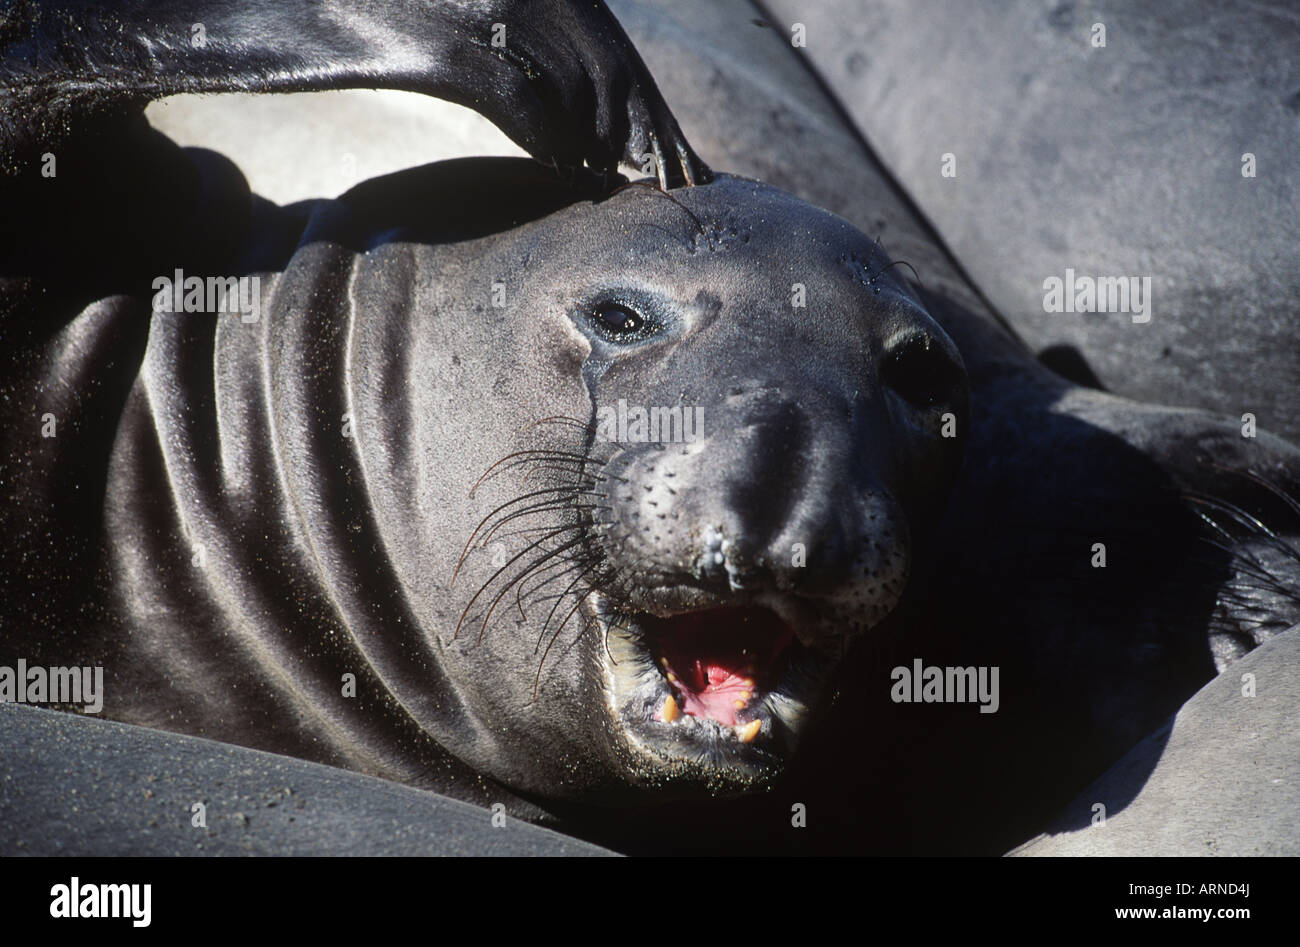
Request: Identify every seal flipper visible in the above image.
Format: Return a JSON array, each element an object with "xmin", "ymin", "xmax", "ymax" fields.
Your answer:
[{"xmin": 0, "ymin": 0, "xmax": 709, "ymax": 187}]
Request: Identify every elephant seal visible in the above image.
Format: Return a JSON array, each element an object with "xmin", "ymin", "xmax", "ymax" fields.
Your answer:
[
  {"xmin": 1, "ymin": 0, "xmax": 972, "ymax": 815},
  {"xmin": 3, "ymin": 0, "xmax": 1300, "ymax": 856},
  {"xmin": 565, "ymin": 0, "xmax": 1300, "ymax": 855},
  {"xmin": 0, "ymin": 0, "xmax": 701, "ymax": 816},
  {"xmin": 1, "ymin": 142, "xmax": 970, "ymax": 806}
]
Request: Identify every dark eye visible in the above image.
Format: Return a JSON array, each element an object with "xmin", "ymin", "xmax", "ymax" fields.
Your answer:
[
  {"xmin": 882, "ymin": 335, "xmax": 962, "ymax": 408},
  {"xmin": 586, "ymin": 301, "xmax": 657, "ymax": 343},
  {"xmin": 594, "ymin": 303, "xmax": 643, "ymax": 334}
]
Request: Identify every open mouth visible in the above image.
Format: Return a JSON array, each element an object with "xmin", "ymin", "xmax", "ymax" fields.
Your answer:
[
  {"xmin": 592, "ymin": 593, "xmax": 837, "ymax": 789},
  {"xmin": 646, "ymin": 607, "xmax": 794, "ymax": 735}
]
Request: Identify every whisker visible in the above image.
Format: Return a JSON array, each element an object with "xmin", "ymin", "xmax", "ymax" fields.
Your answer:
[
  {"xmin": 515, "ymin": 558, "xmax": 590, "ymax": 621},
  {"xmin": 869, "ymin": 257, "xmax": 922, "ymax": 288},
  {"xmin": 1184, "ymin": 493, "xmax": 1278, "ymax": 539},
  {"xmin": 469, "ymin": 449, "xmax": 604, "ymax": 495},
  {"xmin": 454, "ymin": 524, "xmax": 580, "ymax": 639},
  {"xmin": 521, "ymin": 415, "xmax": 595, "ymax": 435},
  {"xmin": 489, "ymin": 523, "xmax": 588, "ymax": 543},
  {"xmin": 453, "ymin": 485, "xmax": 600, "ymax": 582},
  {"xmin": 1192, "ymin": 510, "xmax": 1236, "ymax": 545},
  {"xmin": 1185, "ymin": 492, "xmax": 1300, "ymax": 569},
  {"xmin": 533, "ymin": 560, "xmax": 603, "ymax": 657},
  {"xmin": 1193, "ymin": 535, "xmax": 1288, "ymax": 589},
  {"xmin": 479, "ymin": 500, "xmax": 607, "ymax": 548},
  {"xmin": 475, "ymin": 537, "xmax": 587, "ymax": 644},
  {"xmin": 522, "ymin": 464, "xmax": 608, "ymax": 486},
  {"xmin": 1207, "ymin": 463, "xmax": 1300, "ymax": 522},
  {"xmin": 609, "ymin": 179, "xmax": 706, "ymax": 236},
  {"xmin": 533, "ymin": 576, "xmax": 600, "ymax": 700}
]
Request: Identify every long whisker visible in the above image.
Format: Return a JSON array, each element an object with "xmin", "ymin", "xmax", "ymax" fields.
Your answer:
[
  {"xmin": 451, "ymin": 417, "xmax": 617, "ymax": 654},
  {"xmin": 1192, "ymin": 511, "xmax": 1236, "ymax": 545},
  {"xmin": 533, "ymin": 572, "xmax": 601, "ymax": 699},
  {"xmin": 476, "ymin": 536, "xmax": 588, "ymax": 644},
  {"xmin": 1207, "ymin": 463, "xmax": 1300, "ymax": 521},
  {"xmin": 869, "ymin": 258, "xmax": 922, "ymax": 287},
  {"xmin": 1184, "ymin": 493, "xmax": 1278, "ymax": 539},
  {"xmin": 479, "ymin": 500, "xmax": 607, "ymax": 548},
  {"xmin": 515, "ymin": 558, "xmax": 590, "ymax": 621},
  {"xmin": 610, "ymin": 178, "xmax": 706, "ymax": 235},
  {"xmin": 454, "ymin": 525, "xmax": 580, "ymax": 639},
  {"xmin": 469, "ymin": 450, "xmax": 605, "ymax": 495},
  {"xmin": 522, "ymin": 464, "xmax": 608, "ymax": 485},
  {"xmin": 533, "ymin": 560, "xmax": 603, "ymax": 657},
  {"xmin": 521, "ymin": 415, "xmax": 595, "ymax": 435},
  {"xmin": 1185, "ymin": 492, "xmax": 1300, "ymax": 567},
  {"xmin": 453, "ymin": 485, "xmax": 600, "ymax": 582}
]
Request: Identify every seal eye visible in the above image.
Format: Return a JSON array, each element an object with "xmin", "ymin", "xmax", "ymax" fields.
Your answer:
[
  {"xmin": 585, "ymin": 301, "xmax": 660, "ymax": 343},
  {"xmin": 883, "ymin": 335, "xmax": 961, "ymax": 408},
  {"xmin": 593, "ymin": 303, "xmax": 643, "ymax": 335}
]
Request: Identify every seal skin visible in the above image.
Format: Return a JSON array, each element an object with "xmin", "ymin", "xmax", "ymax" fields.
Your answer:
[{"xmin": 2, "ymin": 0, "xmax": 1299, "ymax": 855}]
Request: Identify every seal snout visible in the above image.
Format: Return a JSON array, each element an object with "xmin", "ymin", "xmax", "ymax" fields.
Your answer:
[{"xmin": 599, "ymin": 387, "xmax": 909, "ymax": 635}]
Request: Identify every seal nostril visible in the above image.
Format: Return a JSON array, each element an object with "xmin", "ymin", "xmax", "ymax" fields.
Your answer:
[{"xmin": 697, "ymin": 528, "xmax": 731, "ymax": 586}]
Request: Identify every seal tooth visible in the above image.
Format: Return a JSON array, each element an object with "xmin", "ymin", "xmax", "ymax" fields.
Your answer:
[
  {"xmin": 739, "ymin": 691, "xmax": 750, "ymax": 701},
  {"xmin": 662, "ymin": 694, "xmax": 680, "ymax": 723},
  {"xmin": 737, "ymin": 719, "xmax": 761, "ymax": 743},
  {"xmin": 733, "ymin": 699, "xmax": 745, "ymax": 709}
]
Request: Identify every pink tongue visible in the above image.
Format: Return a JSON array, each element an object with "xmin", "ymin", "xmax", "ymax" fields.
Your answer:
[
  {"xmin": 675, "ymin": 663, "xmax": 753, "ymax": 728},
  {"xmin": 646, "ymin": 607, "xmax": 794, "ymax": 728}
]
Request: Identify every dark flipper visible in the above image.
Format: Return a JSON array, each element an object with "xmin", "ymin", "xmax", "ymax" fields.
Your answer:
[{"xmin": 0, "ymin": 0, "xmax": 708, "ymax": 187}]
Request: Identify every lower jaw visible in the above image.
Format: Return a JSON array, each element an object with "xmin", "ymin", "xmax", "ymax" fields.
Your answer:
[{"xmin": 588, "ymin": 594, "xmax": 831, "ymax": 795}]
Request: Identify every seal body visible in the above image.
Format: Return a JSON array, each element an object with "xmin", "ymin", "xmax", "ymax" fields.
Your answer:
[{"xmin": 2, "ymin": 147, "xmax": 973, "ymax": 811}]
